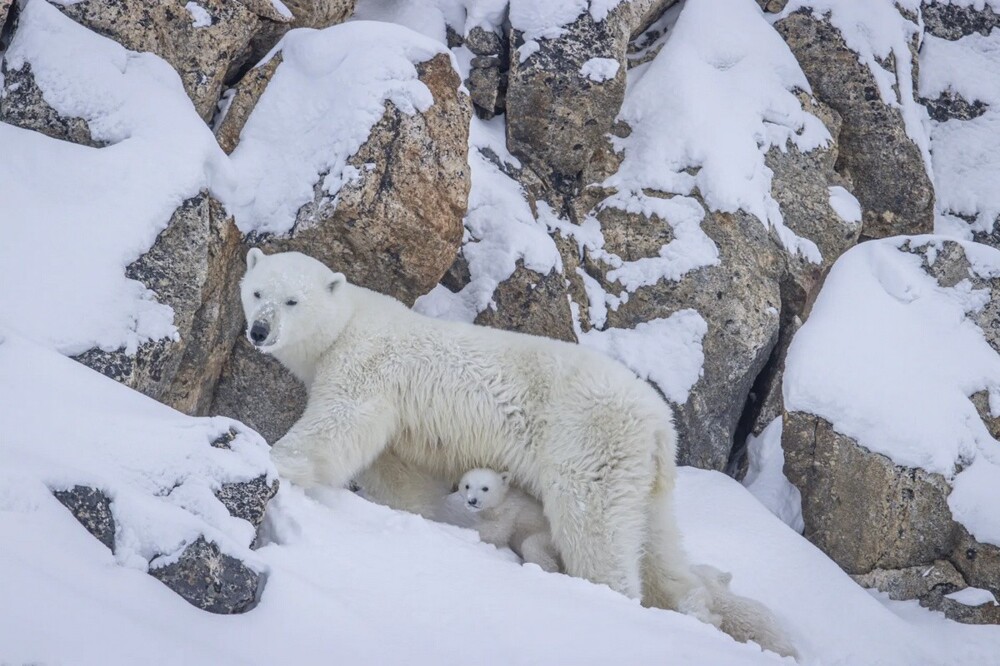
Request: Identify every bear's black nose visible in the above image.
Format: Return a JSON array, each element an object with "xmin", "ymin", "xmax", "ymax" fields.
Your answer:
[
  {"xmin": 468, "ymin": 498, "xmax": 478, "ymax": 506},
  {"xmin": 250, "ymin": 321, "xmax": 269, "ymax": 344}
]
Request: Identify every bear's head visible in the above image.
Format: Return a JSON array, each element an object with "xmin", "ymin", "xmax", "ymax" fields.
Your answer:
[
  {"xmin": 240, "ymin": 249, "xmax": 350, "ymax": 357},
  {"xmin": 458, "ymin": 468, "xmax": 509, "ymax": 512}
]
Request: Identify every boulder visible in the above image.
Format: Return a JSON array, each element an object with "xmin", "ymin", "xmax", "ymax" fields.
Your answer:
[
  {"xmin": 149, "ymin": 537, "xmax": 262, "ymax": 614},
  {"xmin": 506, "ymin": 0, "xmax": 674, "ymax": 190},
  {"xmin": 781, "ymin": 238, "xmax": 1000, "ymax": 623},
  {"xmin": 465, "ymin": 25, "xmax": 508, "ymax": 119},
  {"xmin": 215, "ymin": 53, "xmax": 283, "ymax": 155},
  {"xmin": 922, "ymin": 0, "xmax": 1000, "ymax": 41},
  {"xmin": 52, "ymin": 0, "xmax": 284, "ymax": 122},
  {"xmin": 74, "ymin": 194, "xmax": 245, "ymax": 415},
  {"xmin": 774, "ymin": 10, "xmax": 934, "ymax": 239},
  {"xmin": 280, "ymin": 0, "xmax": 355, "ymax": 28}
]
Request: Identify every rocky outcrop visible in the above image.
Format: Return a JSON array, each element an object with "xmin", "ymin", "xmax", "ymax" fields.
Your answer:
[
  {"xmin": 922, "ymin": 0, "xmax": 1000, "ymax": 41},
  {"xmin": 51, "ymin": 425, "xmax": 276, "ymax": 614},
  {"xmin": 52, "ymin": 0, "xmax": 288, "ymax": 122},
  {"xmin": 774, "ymin": 10, "xmax": 934, "ymax": 239},
  {"xmin": 465, "ymin": 26, "xmax": 508, "ymax": 119},
  {"xmin": 506, "ymin": 1, "xmax": 674, "ymax": 190},
  {"xmin": 280, "ymin": 0, "xmax": 355, "ymax": 28},
  {"xmin": 75, "ymin": 194, "xmax": 245, "ymax": 415},
  {"xmin": 0, "ymin": 62, "xmax": 100, "ymax": 146},
  {"xmin": 782, "ymin": 239, "xmax": 1000, "ymax": 624},
  {"xmin": 215, "ymin": 54, "xmax": 283, "ymax": 154}
]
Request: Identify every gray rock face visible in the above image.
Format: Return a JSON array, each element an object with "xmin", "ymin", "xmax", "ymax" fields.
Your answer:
[
  {"xmin": 775, "ymin": 10, "xmax": 934, "ymax": 239},
  {"xmin": 783, "ymin": 411, "xmax": 960, "ymax": 574},
  {"xmin": 75, "ymin": 194, "xmax": 245, "ymax": 415},
  {"xmin": 211, "ymin": 338, "xmax": 306, "ymax": 444},
  {"xmin": 52, "ymin": 0, "xmax": 279, "ymax": 122},
  {"xmin": 149, "ymin": 537, "xmax": 262, "ymax": 614},
  {"xmin": 465, "ymin": 26, "xmax": 508, "ymax": 119},
  {"xmin": 52, "ymin": 486, "xmax": 116, "ymax": 551},
  {"xmin": 853, "ymin": 560, "xmax": 1000, "ymax": 625},
  {"xmin": 507, "ymin": 11, "xmax": 630, "ymax": 190},
  {"xmin": 0, "ymin": 62, "xmax": 100, "ymax": 146},
  {"xmin": 922, "ymin": 0, "xmax": 1000, "ymax": 41},
  {"xmin": 474, "ymin": 261, "xmax": 577, "ymax": 342}
]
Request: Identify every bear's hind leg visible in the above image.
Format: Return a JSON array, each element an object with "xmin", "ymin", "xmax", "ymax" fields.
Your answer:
[
  {"xmin": 543, "ymin": 477, "xmax": 647, "ymax": 599},
  {"xmin": 518, "ymin": 532, "xmax": 561, "ymax": 573}
]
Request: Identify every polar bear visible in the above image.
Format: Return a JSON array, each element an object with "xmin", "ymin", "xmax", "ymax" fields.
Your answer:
[
  {"xmin": 458, "ymin": 468, "xmax": 561, "ymax": 573},
  {"xmin": 240, "ymin": 249, "xmax": 795, "ymax": 656}
]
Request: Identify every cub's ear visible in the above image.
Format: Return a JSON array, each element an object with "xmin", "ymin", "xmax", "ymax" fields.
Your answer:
[
  {"xmin": 246, "ymin": 248, "xmax": 265, "ymax": 270},
  {"xmin": 328, "ymin": 272, "xmax": 347, "ymax": 293},
  {"xmin": 500, "ymin": 472, "xmax": 510, "ymax": 486}
]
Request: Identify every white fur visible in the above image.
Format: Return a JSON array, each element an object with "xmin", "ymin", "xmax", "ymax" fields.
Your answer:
[
  {"xmin": 241, "ymin": 250, "xmax": 797, "ymax": 656},
  {"xmin": 692, "ymin": 564, "xmax": 800, "ymax": 660},
  {"xmin": 458, "ymin": 468, "xmax": 561, "ymax": 572}
]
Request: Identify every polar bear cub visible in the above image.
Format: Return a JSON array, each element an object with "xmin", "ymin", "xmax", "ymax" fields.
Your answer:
[{"xmin": 459, "ymin": 468, "xmax": 561, "ymax": 573}]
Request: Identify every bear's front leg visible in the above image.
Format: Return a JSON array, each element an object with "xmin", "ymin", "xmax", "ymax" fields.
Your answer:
[{"xmin": 271, "ymin": 388, "xmax": 396, "ymax": 491}]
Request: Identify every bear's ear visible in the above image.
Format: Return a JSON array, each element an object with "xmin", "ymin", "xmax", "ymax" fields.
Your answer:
[
  {"xmin": 328, "ymin": 272, "xmax": 346, "ymax": 293},
  {"xmin": 246, "ymin": 248, "xmax": 265, "ymax": 270},
  {"xmin": 500, "ymin": 472, "xmax": 510, "ymax": 486}
]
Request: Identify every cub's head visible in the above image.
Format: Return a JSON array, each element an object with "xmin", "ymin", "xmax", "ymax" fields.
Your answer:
[
  {"xmin": 458, "ymin": 468, "xmax": 509, "ymax": 512},
  {"xmin": 240, "ymin": 249, "xmax": 348, "ymax": 354}
]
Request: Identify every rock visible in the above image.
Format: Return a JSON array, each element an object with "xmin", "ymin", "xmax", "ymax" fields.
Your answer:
[
  {"xmin": 507, "ymin": 10, "xmax": 628, "ymax": 189},
  {"xmin": 75, "ymin": 194, "xmax": 244, "ymax": 415},
  {"xmin": 852, "ymin": 560, "xmax": 1000, "ymax": 625},
  {"xmin": 52, "ymin": 486, "xmax": 116, "ymax": 551},
  {"xmin": 216, "ymin": 475, "xmax": 278, "ymax": 533},
  {"xmin": 149, "ymin": 537, "xmax": 262, "ymax": 614},
  {"xmin": 783, "ymin": 411, "xmax": 960, "ymax": 574},
  {"xmin": 474, "ymin": 261, "xmax": 577, "ymax": 342},
  {"xmin": 249, "ymin": 52, "xmax": 469, "ymax": 305},
  {"xmin": 211, "ymin": 338, "xmax": 306, "ymax": 444},
  {"xmin": 757, "ymin": 0, "xmax": 788, "ymax": 11},
  {"xmin": 52, "ymin": 0, "xmax": 274, "ymax": 122},
  {"xmin": 922, "ymin": 90, "xmax": 988, "ymax": 123},
  {"xmin": 506, "ymin": 0, "xmax": 673, "ymax": 189},
  {"xmin": 775, "ymin": 10, "xmax": 934, "ymax": 239},
  {"xmin": 465, "ymin": 26, "xmax": 509, "ymax": 119},
  {"xmin": 280, "ymin": 0, "xmax": 355, "ymax": 28},
  {"xmin": 215, "ymin": 53, "xmax": 283, "ymax": 154},
  {"xmin": 0, "ymin": 62, "xmax": 100, "ymax": 146},
  {"xmin": 922, "ymin": 0, "xmax": 1000, "ymax": 41}
]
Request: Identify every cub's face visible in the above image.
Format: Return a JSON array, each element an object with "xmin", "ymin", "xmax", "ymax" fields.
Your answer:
[
  {"xmin": 459, "ymin": 468, "xmax": 509, "ymax": 512},
  {"xmin": 240, "ymin": 248, "xmax": 345, "ymax": 354}
]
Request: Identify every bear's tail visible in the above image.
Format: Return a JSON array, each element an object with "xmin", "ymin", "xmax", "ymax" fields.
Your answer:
[{"xmin": 643, "ymin": 417, "xmax": 799, "ymax": 660}]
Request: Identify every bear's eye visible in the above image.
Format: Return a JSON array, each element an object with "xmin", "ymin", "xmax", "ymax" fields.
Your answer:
[
  {"xmin": 464, "ymin": 484, "xmax": 469, "ymax": 490},
  {"xmin": 253, "ymin": 291, "xmax": 261, "ymax": 299},
  {"xmin": 482, "ymin": 487, "xmax": 489, "ymax": 492},
  {"xmin": 285, "ymin": 299, "xmax": 298, "ymax": 306}
]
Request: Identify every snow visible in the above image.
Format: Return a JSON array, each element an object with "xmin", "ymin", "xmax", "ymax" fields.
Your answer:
[
  {"xmin": 185, "ymin": 2, "xmax": 212, "ymax": 28},
  {"xmin": 742, "ymin": 418, "xmax": 804, "ymax": 533},
  {"xmin": 0, "ymin": 0, "xmax": 230, "ymax": 356},
  {"xmin": 226, "ymin": 22, "xmax": 454, "ymax": 236},
  {"xmin": 572, "ymin": 305, "xmax": 708, "ymax": 405},
  {"xmin": 606, "ymin": 0, "xmax": 828, "ymax": 266},
  {"xmin": 778, "ymin": 0, "xmax": 932, "ymax": 177},
  {"xmin": 920, "ymin": 27, "xmax": 1000, "ymax": 237},
  {"xmin": 945, "ymin": 587, "xmax": 999, "ymax": 607},
  {"xmin": 579, "ymin": 56, "xmax": 620, "ymax": 82},
  {"xmin": 0, "ymin": 332, "xmax": 274, "ymax": 572},
  {"xmin": 783, "ymin": 236, "xmax": 1000, "ymax": 545},
  {"xmin": 414, "ymin": 115, "xmax": 562, "ymax": 323},
  {"xmin": 827, "ymin": 185, "xmax": 862, "ymax": 225}
]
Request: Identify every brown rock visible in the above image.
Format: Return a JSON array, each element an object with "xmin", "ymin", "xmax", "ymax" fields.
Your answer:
[
  {"xmin": 280, "ymin": 0, "xmax": 355, "ymax": 28},
  {"xmin": 474, "ymin": 261, "xmax": 577, "ymax": 342},
  {"xmin": 215, "ymin": 53, "xmax": 283, "ymax": 154},
  {"xmin": 0, "ymin": 62, "xmax": 100, "ymax": 146},
  {"xmin": 53, "ymin": 0, "xmax": 271, "ymax": 122}
]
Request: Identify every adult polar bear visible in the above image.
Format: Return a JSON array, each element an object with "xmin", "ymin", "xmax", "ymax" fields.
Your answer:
[{"xmin": 241, "ymin": 249, "xmax": 793, "ymax": 655}]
